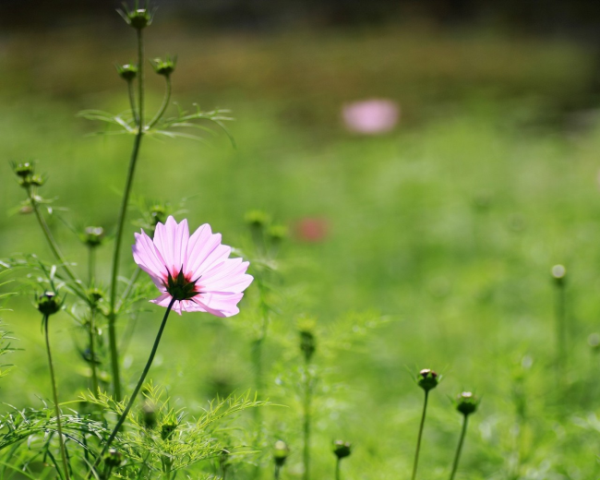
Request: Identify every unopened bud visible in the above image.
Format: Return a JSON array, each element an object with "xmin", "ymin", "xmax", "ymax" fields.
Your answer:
[
  {"xmin": 456, "ymin": 392, "xmax": 479, "ymax": 416},
  {"xmin": 120, "ymin": 7, "xmax": 152, "ymax": 30},
  {"xmin": 273, "ymin": 440, "xmax": 289, "ymax": 467},
  {"xmin": 29, "ymin": 174, "xmax": 44, "ymax": 187},
  {"xmin": 417, "ymin": 369, "xmax": 439, "ymax": 392},
  {"xmin": 87, "ymin": 287, "xmax": 104, "ymax": 305},
  {"xmin": 37, "ymin": 291, "xmax": 61, "ymax": 317},
  {"xmin": 83, "ymin": 226, "xmax": 105, "ymax": 248},
  {"xmin": 13, "ymin": 162, "xmax": 34, "ymax": 178},
  {"xmin": 160, "ymin": 419, "xmax": 177, "ymax": 440},
  {"xmin": 268, "ymin": 225, "xmax": 288, "ymax": 244},
  {"xmin": 150, "ymin": 204, "xmax": 167, "ymax": 227},
  {"xmin": 245, "ymin": 210, "xmax": 270, "ymax": 230},
  {"xmin": 551, "ymin": 265, "xmax": 566, "ymax": 286},
  {"xmin": 333, "ymin": 440, "xmax": 351, "ymax": 459},
  {"xmin": 117, "ymin": 63, "xmax": 138, "ymax": 81},
  {"xmin": 151, "ymin": 56, "xmax": 177, "ymax": 77},
  {"xmin": 300, "ymin": 330, "xmax": 316, "ymax": 362},
  {"xmin": 142, "ymin": 402, "xmax": 157, "ymax": 429},
  {"xmin": 104, "ymin": 448, "xmax": 122, "ymax": 468}
]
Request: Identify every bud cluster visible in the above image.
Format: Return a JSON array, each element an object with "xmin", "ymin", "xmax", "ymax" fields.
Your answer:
[
  {"xmin": 13, "ymin": 162, "xmax": 44, "ymax": 188},
  {"xmin": 245, "ymin": 210, "xmax": 288, "ymax": 253}
]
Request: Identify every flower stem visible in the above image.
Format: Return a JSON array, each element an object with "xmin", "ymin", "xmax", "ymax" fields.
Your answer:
[
  {"xmin": 87, "ymin": 247, "xmax": 96, "ymax": 286},
  {"xmin": 128, "ymin": 80, "xmax": 138, "ymax": 125},
  {"xmin": 43, "ymin": 314, "xmax": 71, "ymax": 480},
  {"xmin": 302, "ymin": 356, "xmax": 312, "ymax": 480},
  {"xmin": 108, "ymin": 27, "xmax": 146, "ymax": 402},
  {"xmin": 148, "ymin": 76, "xmax": 172, "ymax": 129},
  {"xmin": 88, "ymin": 307, "xmax": 99, "ymax": 396},
  {"xmin": 94, "ymin": 297, "xmax": 176, "ymax": 473},
  {"xmin": 411, "ymin": 390, "xmax": 429, "ymax": 480},
  {"xmin": 26, "ymin": 186, "xmax": 85, "ymax": 300},
  {"xmin": 335, "ymin": 457, "xmax": 341, "ymax": 480},
  {"xmin": 274, "ymin": 465, "xmax": 281, "ymax": 480},
  {"xmin": 449, "ymin": 414, "xmax": 469, "ymax": 480},
  {"xmin": 555, "ymin": 279, "xmax": 567, "ymax": 381}
]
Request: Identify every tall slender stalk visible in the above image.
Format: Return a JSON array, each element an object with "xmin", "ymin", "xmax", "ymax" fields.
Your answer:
[
  {"xmin": 555, "ymin": 275, "xmax": 567, "ymax": 375},
  {"xmin": 335, "ymin": 457, "xmax": 341, "ymax": 480},
  {"xmin": 87, "ymin": 246, "xmax": 96, "ymax": 286},
  {"xmin": 148, "ymin": 76, "xmax": 171, "ymax": 129},
  {"xmin": 411, "ymin": 390, "xmax": 429, "ymax": 480},
  {"xmin": 107, "ymin": 28, "xmax": 146, "ymax": 401},
  {"xmin": 302, "ymin": 356, "xmax": 312, "ymax": 480},
  {"xmin": 43, "ymin": 314, "xmax": 71, "ymax": 480},
  {"xmin": 449, "ymin": 415, "xmax": 469, "ymax": 480},
  {"xmin": 88, "ymin": 307, "xmax": 100, "ymax": 395},
  {"xmin": 92, "ymin": 297, "xmax": 176, "ymax": 476}
]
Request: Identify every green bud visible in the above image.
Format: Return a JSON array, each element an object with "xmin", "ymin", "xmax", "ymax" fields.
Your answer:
[
  {"xmin": 87, "ymin": 287, "xmax": 104, "ymax": 305},
  {"xmin": 160, "ymin": 419, "xmax": 178, "ymax": 440},
  {"xmin": 13, "ymin": 162, "xmax": 34, "ymax": 178},
  {"xmin": 150, "ymin": 204, "xmax": 167, "ymax": 227},
  {"xmin": 551, "ymin": 265, "xmax": 566, "ymax": 285},
  {"xmin": 456, "ymin": 392, "xmax": 479, "ymax": 416},
  {"xmin": 300, "ymin": 330, "xmax": 316, "ymax": 362},
  {"xmin": 333, "ymin": 440, "xmax": 351, "ymax": 459},
  {"xmin": 151, "ymin": 55, "xmax": 177, "ymax": 77},
  {"xmin": 273, "ymin": 440, "xmax": 289, "ymax": 467},
  {"xmin": 417, "ymin": 368, "xmax": 439, "ymax": 392},
  {"xmin": 83, "ymin": 226, "xmax": 105, "ymax": 248},
  {"xmin": 245, "ymin": 210, "xmax": 270, "ymax": 230},
  {"xmin": 37, "ymin": 291, "xmax": 61, "ymax": 317},
  {"xmin": 119, "ymin": 6, "xmax": 153, "ymax": 30},
  {"xmin": 141, "ymin": 402, "xmax": 157, "ymax": 429},
  {"xmin": 117, "ymin": 63, "xmax": 138, "ymax": 81},
  {"xmin": 267, "ymin": 225, "xmax": 288, "ymax": 244},
  {"xmin": 104, "ymin": 448, "xmax": 122, "ymax": 468}
]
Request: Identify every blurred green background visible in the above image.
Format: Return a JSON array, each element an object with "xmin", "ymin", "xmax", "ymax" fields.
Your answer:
[{"xmin": 2, "ymin": 2, "xmax": 600, "ymax": 479}]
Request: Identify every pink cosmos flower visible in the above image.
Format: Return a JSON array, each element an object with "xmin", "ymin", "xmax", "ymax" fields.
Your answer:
[
  {"xmin": 132, "ymin": 216, "xmax": 253, "ymax": 317},
  {"xmin": 342, "ymin": 99, "xmax": 399, "ymax": 134}
]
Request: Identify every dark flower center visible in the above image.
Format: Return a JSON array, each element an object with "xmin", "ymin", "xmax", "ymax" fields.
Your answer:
[{"xmin": 165, "ymin": 269, "xmax": 200, "ymax": 301}]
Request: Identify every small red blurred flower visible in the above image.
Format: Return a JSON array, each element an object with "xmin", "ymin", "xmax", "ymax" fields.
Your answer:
[{"xmin": 294, "ymin": 218, "xmax": 329, "ymax": 243}]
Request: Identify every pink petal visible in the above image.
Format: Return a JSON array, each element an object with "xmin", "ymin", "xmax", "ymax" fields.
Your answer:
[
  {"xmin": 154, "ymin": 216, "xmax": 189, "ymax": 275},
  {"xmin": 132, "ymin": 230, "xmax": 168, "ymax": 278}
]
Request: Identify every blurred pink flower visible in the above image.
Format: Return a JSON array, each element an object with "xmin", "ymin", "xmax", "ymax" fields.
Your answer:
[
  {"xmin": 342, "ymin": 99, "xmax": 399, "ymax": 134},
  {"xmin": 295, "ymin": 217, "xmax": 329, "ymax": 243},
  {"xmin": 132, "ymin": 216, "xmax": 253, "ymax": 316}
]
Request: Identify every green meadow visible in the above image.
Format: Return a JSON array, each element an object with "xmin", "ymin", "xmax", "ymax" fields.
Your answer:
[{"xmin": 1, "ymin": 22, "xmax": 600, "ymax": 478}]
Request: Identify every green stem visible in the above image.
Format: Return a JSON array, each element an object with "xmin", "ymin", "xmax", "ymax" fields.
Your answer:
[
  {"xmin": 449, "ymin": 415, "xmax": 469, "ymax": 480},
  {"xmin": 335, "ymin": 458, "xmax": 341, "ymax": 480},
  {"xmin": 411, "ymin": 390, "xmax": 429, "ymax": 480},
  {"xmin": 88, "ymin": 307, "xmax": 99, "ymax": 396},
  {"xmin": 108, "ymin": 27, "xmax": 146, "ymax": 402},
  {"xmin": 88, "ymin": 247, "xmax": 96, "ymax": 286},
  {"xmin": 26, "ymin": 187, "xmax": 85, "ymax": 298},
  {"xmin": 274, "ymin": 465, "xmax": 281, "ymax": 480},
  {"xmin": 302, "ymin": 357, "xmax": 312, "ymax": 480},
  {"xmin": 94, "ymin": 298, "xmax": 176, "ymax": 474},
  {"xmin": 128, "ymin": 80, "xmax": 139, "ymax": 125},
  {"xmin": 148, "ymin": 76, "xmax": 172, "ymax": 129},
  {"xmin": 43, "ymin": 314, "xmax": 71, "ymax": 480},
  {"xmin": 555, "ymin": 281, "xmax": 567, "ymax": 379}
]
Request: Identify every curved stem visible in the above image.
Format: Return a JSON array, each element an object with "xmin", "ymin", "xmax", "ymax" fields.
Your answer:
[
  {"xmin": 302, "ymin": 357, "xmax": 312, "ymax": 480},
  {"xmin": 449, "ymin": 415, "xmax": 469, "ymax": 480},
  {"xmin": 148, "ymin": 76, "xmax": 171, "ymax": 129},
  {"xmin": 44, "ymin": 314, "xmax": 71, "ymax": 480},
  {"xmin": 99, "ymin": 299, "xmax": 176, "ymax": 461},
  {"xmin": 26, "ymin": 187, "xmax": 85, "ymax": 299},
  {"xmin": 88, "ymin": 307, "xmax": 99, "ymax": 395},
  {"xmin": 108, "ymin": 27, "xmax": 146, "ymax": 401},
  {"xmin": 411, "ymin": 390, "xmax": 429, "ymax": 480}
]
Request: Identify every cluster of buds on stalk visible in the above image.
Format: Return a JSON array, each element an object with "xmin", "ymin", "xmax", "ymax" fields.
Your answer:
[
  {"xmin": 245, "ymin": 210, "xmax": 288, "ymax": 256},
  {"xmin": 12, "ymin": 162, "xmax": 44, "ymax": 189}
]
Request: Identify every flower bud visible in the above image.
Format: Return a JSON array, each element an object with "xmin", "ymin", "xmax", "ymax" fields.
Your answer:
[
  {"xmin": 29, "ymin": 174, "xmax": 44, "ymax": 187},
  {"xmin": 13, "ymin": 162, "xmax": 34, "ymax": 178},
  {"xmin": 455, "ymin": 392, "xmax": 479, "ymax": 416},
  {"xmin": 551, "ymin": 265, "xmax": 566, "ymax": 286},
  {"xmin": 417, "ymin": 369, "xmax": 439, "ymax": 392},
  {"xmin": 273, "ymin": 440, "xmax": 289, "ymax": 467},
  {"xmin": 267, "ymin": 225, "xmax": 288, "ymax": 245},
  {"xmin": 83, "ymin": 226, "xmax": 105, "ymax": 248},
  {"xmin": 87, "ymin": 287, "xmax": 104, "ymax": 305},
  {"xmin": 117, "ymin": 63, "xmax": 138, "ymax": 81},
  {"xmin": 104, "ymin": 448, "xmax": 122, "ymax": 468},
  {"xmin": 150, "ymin": 204, "xmax": 167, "ymax": 227},
  {"xmin": 333, "ymin": 440, "xmax": 351, "ymax": 459},
  {"xmin": 37, "ymin": 291, "xmax": 61, "ymax": 317},
  {"xmin": 151, "ymin": 56, "xmax": 177, "ymax": 77},
  {"xmin": 245, "ymin": 210, "xmax": 270, "ymax": 230},
  {"xmin": 300, "ymin": 330, "xmax": 316, "ymax": 362},
  {"xmin": 119, "ymin": 7, "xmax": 153, "ymax": 30},
  {"xmin": 141, "ymin": 401, "xmax": 157, "ymax": 429},
  {"xmin": 160, "ymin": 419, "xmax": 177, "ymax": 440}
]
